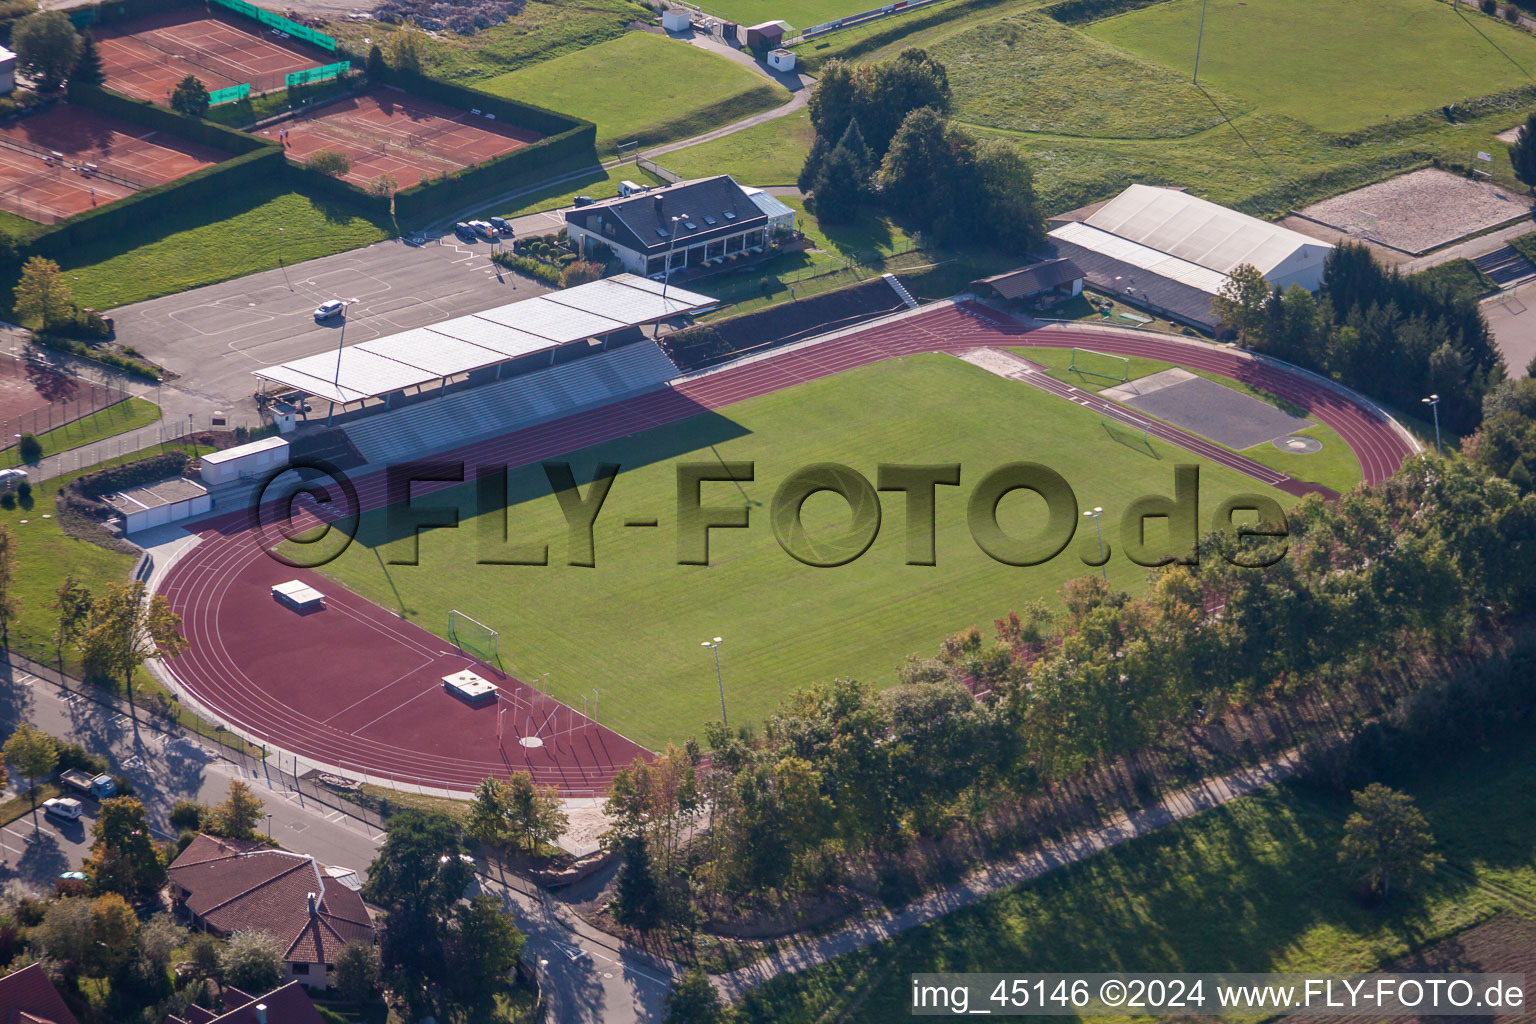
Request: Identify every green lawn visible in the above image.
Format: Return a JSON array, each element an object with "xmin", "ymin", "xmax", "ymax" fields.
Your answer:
[
  {"xmin": 300, "ymin": 355, "xmax": 1294, "ymax": 748},
  {"xmin": 475, "ymin": 33, "xmax": 791, "ymax": 156},
  {"xmin": 57, "ymin": 181, "xmax": 394, "ymax": 310},
  {"xmin": 326, "ymin": 0, "xmax": 644, "ymax": 82},
  {"xmin": 1089, "ymin": 0, "xmax": 1536, "ymax": 134},
  {"xmin": 2, "ymin": 397, "xmax": 160, "ymax": 469},
  {"xmin": 0, "ymin": 206, "xmax": 39, "ymax": 240},
  {"xmin": 933, "ymin": 11, "xmax": 1243, "ymax": 138},
  {"xmin": 660, "ymin": 107, "xmax": 814, "ymax": 186},
  {"xmin": 729, "ymin": 735, "xmax": 1536, "ymax": 1023},
  {"xmin": 478, "ymin": 163, "xmax": 669, "ymax": 221},
  {"xmin": 1014, "ymin": 346, "xmax": 1364, "ymax": 495}
]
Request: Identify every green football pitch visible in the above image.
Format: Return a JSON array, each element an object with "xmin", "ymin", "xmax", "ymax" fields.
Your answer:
[{"xmin": 304, "ymin": 355, "xmax": 1297, "ymax": 749}]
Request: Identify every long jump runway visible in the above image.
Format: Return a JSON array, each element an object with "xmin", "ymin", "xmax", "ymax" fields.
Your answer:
[{"xmin": 157, "ymin": 303, "xmax": 1417, "ymax": 794}]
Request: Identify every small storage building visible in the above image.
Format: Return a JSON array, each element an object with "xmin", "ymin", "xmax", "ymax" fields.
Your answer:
[
  {"xmin": 972, "ymin": 258, "xmax": 1084, "ymax": 304},
  {"xmin": 0, "ymin": 47, "xmax": 15, "ymax": 96},
  {"xmin": 105, "ymin": 477, "xmax": 210, "ymax": 534},
  {"xmin": 662, "ymin": 8, "xmax": 691, "ymax": 31},
  {"xmin": 767, "ymin": 47, "xmax": 796, "ymax": 72},
  {"xmin": 744, "ymin": 20, "xmax": 785, "ymax": 47},
  {"xmin": 198, "ymin": 435, "xmax": 290, "ymax": 485}
]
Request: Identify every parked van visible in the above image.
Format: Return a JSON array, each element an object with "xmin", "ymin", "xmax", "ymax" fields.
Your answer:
[{"xmin": 618, "ymin": 180, "xmax": 647, "ymax": 197}]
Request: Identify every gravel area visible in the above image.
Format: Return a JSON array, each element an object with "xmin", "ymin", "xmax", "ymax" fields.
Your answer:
[{"xmin": 1299, "ymin": 168, "xmax": 1532, "ymax": 254}]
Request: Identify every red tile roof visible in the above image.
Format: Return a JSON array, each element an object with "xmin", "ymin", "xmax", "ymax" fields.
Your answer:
[
  {"xmin": 168, "ymin": 835, "xmax": 374, "ymax": 967},
  {"xmin": 0, "ymin": 964, "xmax": 82, "ymax": 1024}
]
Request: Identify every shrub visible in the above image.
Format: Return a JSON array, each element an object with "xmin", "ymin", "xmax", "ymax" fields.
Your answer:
[
  {"xmin": 1506, "ymin": 4, "xmax": 1520, "ymax": 19},
  {"xmin": 1483, "ymin": 0, "xmax": 1498, "ymax": 12},
  {"xmin": 2, "ymin": 492, "xmax": 17, "ymax": 509},
  {"xmin": 53, "ymin": 740, "xmax": 107, "ymax": 776},
  {"xmin": 305, "ymin": 149, "xmax": 351, "ymax": 178},
  {"xmin": 16, "ymin": 433, "xmax": 40, "ymax": 464},
  {"xmin": 169, "ymin": 800, "xmax": 204, "ymax": 830},
  {"xmin": 491, "ymin": 250, "xmax": 561, "ymax": 285},
  {"xmin": 559, "ymin": 260, "xmax": 603, "ymax": 288}
]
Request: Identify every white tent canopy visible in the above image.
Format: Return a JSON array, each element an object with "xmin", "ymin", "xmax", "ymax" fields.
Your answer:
[{"xmin": 254, "ymin": 274, "xmax": 714, "ymax": 404}]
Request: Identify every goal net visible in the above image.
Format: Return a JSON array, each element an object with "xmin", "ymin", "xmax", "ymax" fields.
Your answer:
[
  {"xmin": 1070, "ymin": 347, "xmax": 1131, "ymax": 382},
  {"xmin": 449, "ymin": 610, "xmax": 499, "ymax": 662}
]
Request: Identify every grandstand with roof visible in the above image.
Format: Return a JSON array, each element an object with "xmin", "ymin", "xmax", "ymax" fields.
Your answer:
[
  {"xmin": 252, "ymin": 273, "xmax": 711, "ymax": 466},
  {"xmin": 1045, "ymin": 184, "xmax": 1334, "ymax": 331}
]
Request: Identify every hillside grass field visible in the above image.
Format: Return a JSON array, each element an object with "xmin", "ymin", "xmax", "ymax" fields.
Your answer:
[
  {"xmin": 728, "ymin": 732, "xmax": 1536, "ymax": 1022},
  {"xmin": 1088, "ymin": 0, "xmax": 1536, "ymax": 133},
  {"xmin": 301, "ymin": 354, "xmax": 1297, "ymax": 748},
  {"xmin": 765, "ymin": 0, "xmax": 1536, "ymax": 221},
  {"xmin": 57, "ymin": 182, "xmax": 393, "ymax": 310},
  {"xmin": 1014, "ymin": 346, "xmax": 1364, "ymax": 495},
  {"xmin": 661, "ymin": 108, "xmax": 815, "ymax": 186},
  {"xmin": 476, "ymin": 33, "xmax": 791, "ymax": 156}
]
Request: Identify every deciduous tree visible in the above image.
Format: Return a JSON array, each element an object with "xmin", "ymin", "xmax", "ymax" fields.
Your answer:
[
  {"xmin": 170, "ymin": 75, "xmax": 210, "ymax": 117},
  {"xmin": 11, "ymin": 11, "xmax": 81, "ymax": 93},
  {"xmin": 218, "ymin": 931, "xmax": 285, "ymax": 993},
  {"xmin": 1510, "ymin": 111, "xmax": 1536, "ymax": 190},
  {"xmin": 664, "ymin": 968, "xmax": 722, "ymax": 1023},
  {"xmin": 1211, "ymin": 263, "xmax": 1270, "ymax": 343},
  {"xmin": 77, "ymin": 580, "xmax": 188, "ymax": 706},
  {"xmin": 0, "ymin": 523, "xmax": 16, "ymax": 648},
  {"xmin": 4, "ymin": 723, "xmax": 56, "ymax": 834},
  {"xmin": 12, "ymin": 256, "xmax": 73, "ymax": 333},
  {"xmin": 88, "ymin": 797, "xmax": 165, "ymax": 897},
  {"xmin": 334, "ymin": 939, "xmax": 381, "ymax": 1005},
  {"xmin": 1339, "ymin": 783, "xmax": 1443, "ymax": 900},
  {"xmin": 383, "ymin": 23, "xmax": 427, "ymax": 73},
  {"xmin": 207, "ymin": 779, "xmax": 264, "ymax": 840},
  {"xmin": 51, "ymin": 574, "xmax": 91, "ymax": 671}
]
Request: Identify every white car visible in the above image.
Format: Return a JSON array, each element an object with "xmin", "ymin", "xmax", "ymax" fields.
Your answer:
[
  {"xmin": 314, "ymin": 299, "xmax": 346, "ymax": 321},
  {"xmin": 0, "ymin": 468, "xmax": 25, "ymax": 491},
  {"xmin": 43, "ymin": 797, "xmax": 82, "ymax": 821},
  {"xmin": 469, "ymin": 220, "xmax": 496, "ymax": 240}
]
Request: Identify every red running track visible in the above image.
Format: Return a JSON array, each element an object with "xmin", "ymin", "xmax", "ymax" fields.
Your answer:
[{"xmin": 156, "ymin": 303, "xmax": 1416, "ymax": 794}]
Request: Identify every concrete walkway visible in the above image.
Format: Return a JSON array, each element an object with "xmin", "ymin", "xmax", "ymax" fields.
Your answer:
[{"xmin": 714, "ymin": 750, "xmax": 1302, "ymax": 1001}]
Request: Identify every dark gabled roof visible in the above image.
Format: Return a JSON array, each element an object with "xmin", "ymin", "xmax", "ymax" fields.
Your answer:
[
  {"xmin": 164, "ymin": 982, "xmax": 325, "ymax": 1024},
  {"xmin": 1048, "ymin": 237, "xmax": 1216, "ymax": 330},
  {"xmin": 974, "ymin": 258, "xmax": 1083, "ymax": 300},
  {"xmin": 564, "ymin": 176, "xmax": 768, "ymax": 258},
  {"xmin": 0, "ymin": 964, "xmax": 81, "ymax": 1024},
  {"xmin": 168, "ymin": 835, "xmax": 375, "ymax": 968}
]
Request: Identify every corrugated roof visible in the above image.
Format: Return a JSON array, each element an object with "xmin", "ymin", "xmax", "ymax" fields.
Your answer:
[
  {"xmin": 1084, "ymin": 184, "xmax": 1330, "ymax": 277},
  {"xmin": 1049, "ymin": 221, "xmax": 1231, "ymax": 294}
]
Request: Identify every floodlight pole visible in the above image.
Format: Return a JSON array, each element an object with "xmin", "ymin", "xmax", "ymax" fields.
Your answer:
[
  {"xmin": 1421, "ymin": 394, "xmax": 1442, "ymax": 455},
  {"xmin": 1083, "ymin": 506, "xmax": 1107, "ymax": 583},
  {"xmin": 327, "ymin": 298, "xmax": 360, "ymax": 426},
  {"xmin": 1192, "ymin": 0, "xmax": 1209, "ymax": 84},
  {"xmin": 701, "ymin": 636, "xmax": 727, "ymax": 726},
  {"xmin": 657, "ymin": 213, "xmax": 689, "ymax": 335}
]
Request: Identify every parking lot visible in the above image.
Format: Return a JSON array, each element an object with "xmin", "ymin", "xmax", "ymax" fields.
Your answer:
[{"xmin": 114, "ymin": 230, "xmax": 555, "ymax": 409}]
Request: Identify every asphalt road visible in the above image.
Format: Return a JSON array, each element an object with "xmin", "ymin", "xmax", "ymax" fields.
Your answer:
[{"xmin": 116, "ymin": 231, "xmax": 555, "ymax": 410}]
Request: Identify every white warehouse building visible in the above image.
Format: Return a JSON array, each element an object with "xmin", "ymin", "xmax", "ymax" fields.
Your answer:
[{"xmin": 1046, "ymin": 184, "xmax": 1334, "ymax": 330}]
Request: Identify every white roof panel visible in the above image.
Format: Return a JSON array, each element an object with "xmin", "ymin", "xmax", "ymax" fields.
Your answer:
[
  {"xmin": 602, "ymin": 273, "xmax": 716, "ymax": 307},
  {"xmin": 425, "ymin": 315, "xmax": 556, "ymax": 360},
  {"xmin": 280, "ymin": 347, "xmax": 440, "ymax": 397},
  {"xmin": 1084, "ymin": 185, "xmax": 1330, "ymax": 277},
  {"xmin": 1049, "ymin": 221, "xmax": 1231, "ymax": 295},
  {"xmin": 356, "ymin": 328, "xmax": 504, "ymax": 376},
  {"xmin": 541, "ymin": 276, "xmax": 708, "ymax": 323},
  {"xmin": 474, "ymin": 296, "xmax": 628, "ymax": 344}
]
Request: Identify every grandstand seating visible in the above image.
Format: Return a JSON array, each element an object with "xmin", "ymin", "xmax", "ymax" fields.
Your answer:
[{"xmin": 341, "ymin": 341, "xmax": 681, "ymax": 466}]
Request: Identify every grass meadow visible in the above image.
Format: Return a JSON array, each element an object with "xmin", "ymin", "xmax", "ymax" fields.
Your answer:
[
  {"xmin": 662, "ymin": 107, "xmax": 815, "ymax": 187},
  {"xmin": 729, "ymin": 733, "xmax": 1536, "ymax": 1022},
  {"xmin": 476, "ymin": 33, "xmax": 791, "ymax": 156},
  {"xmin": 1, "ymin": 397, "xmax": 161, "ymax": 469},
  {"xmin": 302, "ymin": 355, "xmax": 1295, "ymax": 748}
]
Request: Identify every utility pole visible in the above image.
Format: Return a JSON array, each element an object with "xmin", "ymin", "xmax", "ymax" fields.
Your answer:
[{"xmin": 1193, "ymin": 0, "xmax": 1210, "ymax": 84}]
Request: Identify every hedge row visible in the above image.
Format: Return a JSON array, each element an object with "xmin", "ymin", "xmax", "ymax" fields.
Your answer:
[
  {"xmin": 394, "ymin": 120, "xmax": 596, "ymax": 222},
  {"xmin": 68, "ymin": 0, "xmax": 193, "ymax": 27},
  {"xmin": 23, "ymin": 86, "xmax": 283, "ymax": 255},
  {"xmin": 284, "ymin": 159, "xmax": 391, "ymax": 217},
  {"xmin": 76, "ymin": 450, "xmax": 190, "ymax": 498},
  {"xmin": 68, "ymin": 84, "xmax": 270, "ymax": 154}
]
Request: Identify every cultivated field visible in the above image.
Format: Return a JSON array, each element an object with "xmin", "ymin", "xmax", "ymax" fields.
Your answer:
[
  {"xmin": 475, "ymin": 32, "xmax": 790, "ymax": 155},
  {"xmin": 303, "ymin": 355, "xmax": 1293, "ymax": 748},
  {"xmin": 731, "ymin": 735, "xmax": 1536, "ymax": 1022}
]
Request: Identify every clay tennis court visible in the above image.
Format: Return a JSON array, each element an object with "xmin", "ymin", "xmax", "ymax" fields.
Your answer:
[
  {"xmin": 0, "ymin": 105, "xmax": 225, "ymax": 223},
  {"xmin": 0, "ymin": 353, "xmax": 119, "ymax": 445},
  {"xmin": 95, "ymin": 8, "xmax": 334, "ymax": 103},
  {"xmin": 260, "ymin": 87, "xmax": 543, "ymax": 189}
]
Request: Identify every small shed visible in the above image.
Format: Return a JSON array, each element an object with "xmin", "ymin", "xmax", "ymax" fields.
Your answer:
[
  {"xmin": 972, "ymin": 258, "xmax": 1084, "ymax": 304},
  {"xmin": 198, "ymin": 435, "xmax": 290, "ymax": 485},
  {"xmin": 105, "ymin": 477, "xmax": 210, "ymax": 534},
  {"xmin": 767, "ymin": 47, "xmax": 796, "ymax": 72},
  {"xmin": 744, "ymin": 20, "xmax": 785, "ymax": 47},
  {"xmin": 0, "ymin": 47, "xmax": 15, "ymax": 96},
  {"xmin": 661, "ymin": 8, "xmax": 691, "ymax": 31}
]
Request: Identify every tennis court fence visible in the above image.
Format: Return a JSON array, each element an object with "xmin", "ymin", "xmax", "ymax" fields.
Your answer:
[{"xmin": 0, "ymin": 133, "xmax": 148, "ymax": 190}]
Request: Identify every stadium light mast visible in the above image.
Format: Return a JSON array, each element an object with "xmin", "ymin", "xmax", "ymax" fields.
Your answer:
[
  {"xmin": 657, "ymin": 212, "xmax": 690, "ymax": 334},
  {"xmin": 1421, "ymin": 394, "xmax": 1442, "ymax": 455},
  {"xmin": 326, "ymin": 298, "xmax": 361, "ymax": 426},
  {"xmin": 1192, "ymin": 0, "xmax": 1209, "ymax": 84},
  {"xmin": 1083, "ymin": 506, "xmax": 1107, "ymax": 583},
  {"xmin": 701, "ymin": 636, "xmax": 727, "ymax": 726}
]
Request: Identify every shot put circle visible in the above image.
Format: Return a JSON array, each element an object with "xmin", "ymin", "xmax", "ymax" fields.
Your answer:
[{"xmin": 1274, "ymin": 434, "xmax": 1323, "ymax": 454}]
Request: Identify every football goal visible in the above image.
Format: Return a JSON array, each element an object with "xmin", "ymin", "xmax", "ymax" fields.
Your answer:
[
  {"xmin": 449, "ymin": 610, "xmax": 500, "ymax": 663},
  {"xmin": 1069, "ymin": 347, "xmax": 1131, "ymax": 382}
]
